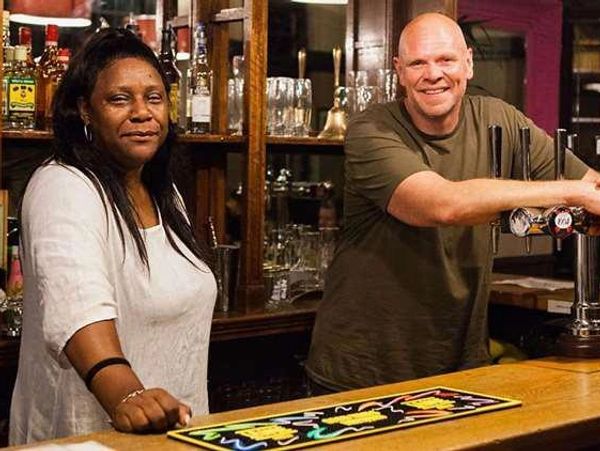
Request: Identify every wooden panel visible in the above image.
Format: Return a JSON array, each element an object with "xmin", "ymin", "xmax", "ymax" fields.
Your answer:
[
  {"xmin": 237, "ymin": 0, "xmax": 267, "ymax": 312},
  {"xmin": 346, "ymin": 0, "xmax": 457, "ymax": 82}
]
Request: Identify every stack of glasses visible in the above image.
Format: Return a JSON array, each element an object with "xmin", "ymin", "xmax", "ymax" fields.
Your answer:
[
  {"xmin": 263, "ymin": 225, "xmax": 338, "ymax": 308},
  {"xmin": 340, "ymin": 69, "xmax": 398, "ymax": 117},
  {"xmin": 266, "ymin": 77, "xmax": 313, "ymax": 137}
]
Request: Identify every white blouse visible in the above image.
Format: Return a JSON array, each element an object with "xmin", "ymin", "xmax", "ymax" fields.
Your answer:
[{"xmin": 10, "ymin": 163, "xmax": 217, "ymax": 445}]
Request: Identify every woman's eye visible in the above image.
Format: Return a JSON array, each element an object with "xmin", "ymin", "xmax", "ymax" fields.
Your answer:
[
  {"xmin": 148, "ymin": 93, "xmax": 163, "ymax": 103},
  {"xmin": 109, "ymin": 95, "xmax": 129, "ymax": 104}
]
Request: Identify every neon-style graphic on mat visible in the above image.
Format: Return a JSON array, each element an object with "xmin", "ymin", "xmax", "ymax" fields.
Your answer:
[{"xmin": 167, "ymin": 386, "xmax": 521, "ymax": 450}]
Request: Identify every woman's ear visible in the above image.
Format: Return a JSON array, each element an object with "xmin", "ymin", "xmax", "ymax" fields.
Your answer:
[{"xmin": 77, "ymin": 97, "xmax": 90, "ymax": 124}]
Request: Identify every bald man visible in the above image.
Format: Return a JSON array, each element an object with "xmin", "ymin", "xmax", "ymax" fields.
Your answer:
[{"xmin": 306, "ymin": 13, "xmax": 600, "ymax": 393}]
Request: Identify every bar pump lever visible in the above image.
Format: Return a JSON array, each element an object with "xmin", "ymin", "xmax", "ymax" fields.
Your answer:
[
  {"xmin": 488, "ymin": 125, "xmax": 502, "ymax": 254},
  {"xmin": 552, "ymin": 129, "xmax": 568, "ymax": 251},
  {"xmin": 519, "ymin": 127, "xmax": 533, "ymax": 253}
]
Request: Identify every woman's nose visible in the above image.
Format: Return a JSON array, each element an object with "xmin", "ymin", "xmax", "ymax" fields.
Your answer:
[{"xmin": 130, "ymin": 98, "xmax": 152, "ymax": 121}]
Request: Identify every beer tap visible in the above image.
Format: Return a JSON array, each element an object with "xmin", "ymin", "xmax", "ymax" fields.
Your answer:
[
  {"xmin": 488, "ymin": 125, "xmax": 502, "ymax": 254},
  {"xmin": 557, "ymin": 133, "xmax": 600, "ymax": 358},
  {"xmin": 554, "ymin": 129, "xmax": 567, "ymax": 251},
  {"xmin": 520, "ymin": 127, "xmax": 533, "ymax": 253}
]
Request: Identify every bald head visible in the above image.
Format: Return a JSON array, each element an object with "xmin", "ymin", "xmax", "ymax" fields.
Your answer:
[
  {"xmin": 392, "ymin": 12, "xmax": 473, "ymax": 135},
  {"xmin": 398, "ymin": 13, "xmax": 468, "ymax": 59}
]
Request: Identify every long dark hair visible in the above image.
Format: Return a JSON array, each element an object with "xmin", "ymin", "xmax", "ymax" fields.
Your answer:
[{"xmin": 49, "ymin": 28, "xmax": 213, "ymax": 271}]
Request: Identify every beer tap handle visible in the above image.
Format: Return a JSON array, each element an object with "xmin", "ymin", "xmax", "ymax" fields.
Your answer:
[
  {"xmin": 489, "ymin": 125, "xmax": 502, "ymax": 179},
  {"xmin": 488, "ymin": 125, "xmax": 502, "ymax": 254},
  {"xmin": 555, "ymin": 129, "xmax": 567, "ymax": 181},
  {"xmin": 519, "ymin": 127, "xmax": 532, "ymax": 253},
  {"xmin": 554, "ymin": 129, "xmax": 568, "ymax": 251}
]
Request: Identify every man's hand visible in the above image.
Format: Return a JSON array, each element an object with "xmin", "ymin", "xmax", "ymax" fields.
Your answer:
[{"xmin": 112, "ymin": 388, "xmax": 191, "ymax": 433}]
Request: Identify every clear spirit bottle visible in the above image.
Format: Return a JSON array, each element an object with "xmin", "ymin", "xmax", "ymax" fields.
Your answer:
[{"xmin": 188, "ymin": 22, "xmax": 212, "ymax": 134}]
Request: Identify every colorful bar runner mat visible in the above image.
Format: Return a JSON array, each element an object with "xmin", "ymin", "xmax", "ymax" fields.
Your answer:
[{"xmin": 167, "ymin": 386, "xmax": 521, "ymax": 450}]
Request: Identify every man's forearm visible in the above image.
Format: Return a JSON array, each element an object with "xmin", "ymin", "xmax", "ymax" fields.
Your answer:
[{"xmin": 387, "ymin": 170, "xmax": 600, "ymax": 227}]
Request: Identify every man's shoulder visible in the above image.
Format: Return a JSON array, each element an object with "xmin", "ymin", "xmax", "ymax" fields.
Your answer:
[
  {"xmin": 464, "ymin": 94, "xmax": 526, "ymax": 125},
  {"xmin": 465, "ymin": 94, "xmax": 514, "ymax": 111}
]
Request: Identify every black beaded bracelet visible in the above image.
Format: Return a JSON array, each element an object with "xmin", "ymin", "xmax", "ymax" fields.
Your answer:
[{"xmin": 84, "ymin": 357, "xmax": 131, "ymax": 391}]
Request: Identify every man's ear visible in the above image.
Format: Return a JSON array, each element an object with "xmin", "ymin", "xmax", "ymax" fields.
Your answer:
[
  {"xmin": 465, "ymin": 48, "xmax": 474, "ymax": 80},
  {"xmin": 77, "ymin": 97, "xmax": 90, "ymax": 124},
  {"xmin": 393, "ymin": 56, "xmax": 404, "ymax": 86}
]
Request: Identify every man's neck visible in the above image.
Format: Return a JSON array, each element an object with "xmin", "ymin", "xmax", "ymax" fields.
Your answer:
[{"xmin": 404, "ymin": 101, "xmax": 461, "ymax": 136}]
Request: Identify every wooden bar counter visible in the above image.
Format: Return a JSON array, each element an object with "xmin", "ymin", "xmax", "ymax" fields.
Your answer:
[{"xmin": 8, "ymin": 357, "xmax": 600, "ymax": 450}]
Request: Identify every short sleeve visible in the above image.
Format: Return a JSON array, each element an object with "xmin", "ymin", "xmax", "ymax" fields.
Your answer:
[
  {"xmin": 21, "ymin": 164, "xmax": 117, "ymax": 366},
  {"xmin": 507, "ymin": 106, "xmax": 590, "ymax": 181},
  {"xmin": 345, "ymin": 108, "xmax": 431, "ymax": 211}
]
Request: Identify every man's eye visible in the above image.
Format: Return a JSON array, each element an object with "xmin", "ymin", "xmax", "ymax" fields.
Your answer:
[{"xmin": 148, "ymin": 94, "xmax": 164, "ymax": 103}]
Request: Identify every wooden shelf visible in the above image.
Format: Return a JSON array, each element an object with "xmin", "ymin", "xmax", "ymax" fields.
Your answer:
[
  {"xmin": 266, "ymin": 136, "xmax": 344, "ymax": 153},
  {"xmin": 211, "ymin": 298, "xmax": 319, "ymax": 341},
  {"xmin": 176, "ymin": 133, "xmax": 245, "ymax": 144},
  {"xmin": 1, "ymin": 131, "xmax": 247, "ymax": 145},
  {"xmin": 571, "ymin": 117, "xmax": 600, "ymax": 123},
  {"xmin": 212, "ymin": 7, "xmax": 245, "ymax": 23},
  {"xmin": 3, "ymin": 130, "xmax": 53, "ymax": 140}
]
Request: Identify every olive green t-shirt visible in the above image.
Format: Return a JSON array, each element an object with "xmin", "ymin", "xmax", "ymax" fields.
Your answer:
[{"xmin": 306, "ymin": 95, "xmax": 589, "ymax": 391}]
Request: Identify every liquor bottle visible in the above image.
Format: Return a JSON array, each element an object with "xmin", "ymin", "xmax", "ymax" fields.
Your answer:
[
  {"xmin": 188, "ymin": 22, "xmax": 212, "ymax": 134},
  {"xmin": 36, "ymin": 24, "xmax": 59, "ymax": 130},
  {"xmin": 2, "ymin": 10, "xmax": 9, "ymax": 49},
  {"xmin": 124, "ymin": 12, "xmax": 141, "ymax": 39},
  {"xmin": 8, "ymin": 45, "xmax": 36, "ymax": 129},
  {"xmin": 18, "ymin": 26, "xmax": 35, "ymax": 69},
  {"xmin": 6, "ymin": 246, "xmax": 23, "ymax": 299},
  {"xmin": 2, "ymin": 46, "xmax": 14, "ymax": 127},
  {"xmin": 158, "ymin": 25, "xmax": 181, "ymax": 126},
  {"xmin": 43, "ymin": 48, "xmax": 70, "ymax": 129}
]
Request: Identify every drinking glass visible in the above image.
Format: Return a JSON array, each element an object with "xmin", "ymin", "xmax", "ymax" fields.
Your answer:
[
  {"xmin": 228, "ymin": 55, "xmax": 245, "ymax": 135},
  {"xmin": 267, "ymin": 77, "xmax": 294, "ymax": 136},
  {"xmin": 356, "ymin": 86, "xmax": 382, "ymax": 112},
  {"xmin": 318, "ymin": 226, "xmax": 339, "ymax": 287},
  {"xmin": 292, "ymin": 78, "xmax": 312, "ymax": 137},
  {"xmin": 265, "ymin": 266, "xmax": 290, "ymax": 308},
  {"xmin": 0, "ymin": 296, "xmax": 23, "ymax": 337},
  {"xmin": 377, "ymin": 68, "xmax": 398, "ymax": 103}
]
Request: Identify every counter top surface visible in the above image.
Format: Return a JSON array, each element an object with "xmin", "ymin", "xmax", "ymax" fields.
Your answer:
[{"xmin": 10, "ymin": 358, "xmax": 600, "ymax": 450}]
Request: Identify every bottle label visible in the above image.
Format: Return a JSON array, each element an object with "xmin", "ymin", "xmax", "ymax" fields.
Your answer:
[
  {"xmin": 191, "ymin": 94, "xmax": 211, "ymax": 123},
  {"xmin": 169, "ymin": 83, "xmax": 179, "ymax": 123},
  {"xmin": 8, "ymin": 76, "xmax": 36, "ymax": 112}
]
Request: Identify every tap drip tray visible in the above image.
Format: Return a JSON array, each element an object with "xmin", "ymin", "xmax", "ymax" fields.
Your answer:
[{"xmin": 556, "ymin": 332, "xmax": 600, "ymax": 358}]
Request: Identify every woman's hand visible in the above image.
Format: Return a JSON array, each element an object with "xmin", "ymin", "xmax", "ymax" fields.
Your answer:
[{"xmin": 112, "ymin": 388, "xmax": 191, "ymax": 433}]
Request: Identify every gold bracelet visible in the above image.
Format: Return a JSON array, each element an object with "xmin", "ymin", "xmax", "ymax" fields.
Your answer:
[{"xmin": 120, "ymin": 388, "xmax": 145, "ymax": 404}]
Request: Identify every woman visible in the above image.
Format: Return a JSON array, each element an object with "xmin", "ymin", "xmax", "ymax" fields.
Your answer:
[{"xmin": 9, "ymin": 28, "xmax": 217, "ymax": 444}]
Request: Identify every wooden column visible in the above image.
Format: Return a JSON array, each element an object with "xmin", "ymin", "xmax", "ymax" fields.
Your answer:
[{"xmin": 237, "ymin": 0, "xmax": 267, "ymax": 312}]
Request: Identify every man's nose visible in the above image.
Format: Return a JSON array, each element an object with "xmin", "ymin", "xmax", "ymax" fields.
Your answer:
[{"xmin": 423, "ymin": 63, "xmax": 443, "ymax": 81}]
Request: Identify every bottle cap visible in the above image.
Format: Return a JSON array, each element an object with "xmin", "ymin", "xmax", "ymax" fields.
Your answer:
[
  {"xmin": 14, "ymin": 45, "xmax": 27, "ymax": 61},
  {"xmin": 19, "ymin": 26, "xmax": 32, "ymax": 47},
  {"xmin": 57, "ymin": 47, "xmax": 70, "ymax": 63},
  {"xmin": 46, "ymin": 24, "xmax": 59, "ymax": 44}
]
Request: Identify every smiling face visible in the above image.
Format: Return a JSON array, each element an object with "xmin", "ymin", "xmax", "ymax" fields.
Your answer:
[
  {"xmin": 393, "ymin": 13, "xmax": 473, "ymax": 135},
  {"xmin": 79, "ymin": 57, "xmax": 169, "ymax": 175}
]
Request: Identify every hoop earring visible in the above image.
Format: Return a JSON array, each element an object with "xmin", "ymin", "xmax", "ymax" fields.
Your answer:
[{"xmin": 83, "ymin": 124, "xmax": 93, "ymax": 143}]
